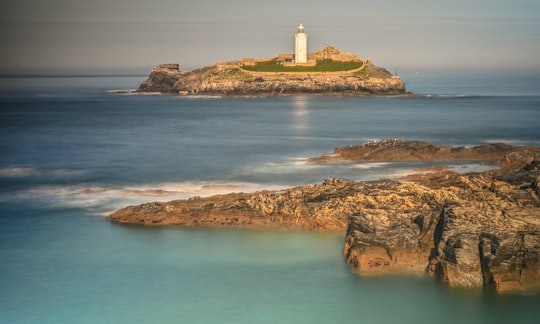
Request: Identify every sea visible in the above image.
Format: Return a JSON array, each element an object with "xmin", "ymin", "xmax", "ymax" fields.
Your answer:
[{"xmin": 1, "ymin": 71, "xmax": 539, "ymax": 323}]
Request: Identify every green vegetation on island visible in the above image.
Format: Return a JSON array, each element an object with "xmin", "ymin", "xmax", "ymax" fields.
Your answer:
[{"xmin": 242, "ymin": 59, "xmax": 363, "ymax": 73}]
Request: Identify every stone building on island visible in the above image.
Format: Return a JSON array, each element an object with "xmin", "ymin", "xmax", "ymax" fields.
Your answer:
[{"xmin": 242, "ymin": 24, "xmax": 317, "ymax": 67}]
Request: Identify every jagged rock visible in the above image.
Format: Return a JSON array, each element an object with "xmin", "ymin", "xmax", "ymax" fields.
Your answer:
[
  {"xmin": 109, "ymin": 179, "xmax": 372, "ymax": 231},
  {"xmin": 137, "ymin": 64, "xmax": 186, "ymax": 93},
  {"xmin": 343, "ymin": 149, "xmax": 540, "ymax": 294},
  {"xmin": 315, "ymin": 45, "xmax": 362, "ymax": 62},
  {"xmin": 108, "ymin": 141, "xmax": 540, "ymax": 294},
  {"xmin": 428, "ymin": 205, "xmax": 540, "ymax": 293}
]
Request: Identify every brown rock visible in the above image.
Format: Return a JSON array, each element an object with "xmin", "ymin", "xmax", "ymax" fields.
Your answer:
[
  {"xmin": 108, "ymin": 142, "xmax": 540, "ymax": 294},
  {"xmin": 309, "ymin": 139, "xmax": 529, "ymax": 163},
  {"xmin": 136, "ymin": 64, "xmax": 185, "ymax": 94},
  {"xmin": 343, "ymin": 149, "xmax": 540, "ymax": 294},
  {"xmin": 134, "ymin": 60, "xmax": 406, "ymax": 96}
]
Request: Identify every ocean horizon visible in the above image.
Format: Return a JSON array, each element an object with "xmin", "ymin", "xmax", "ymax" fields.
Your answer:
[{"xmin": 1, "ymin": 71, "xmax": 540, "ymax": 323}]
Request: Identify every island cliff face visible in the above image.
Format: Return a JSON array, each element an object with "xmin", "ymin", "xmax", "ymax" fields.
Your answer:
[
  {"xmin": 108, "ymin": 140, "xmax": 540, "ymax": 294},
  {"xmin": 136, "ymin": 58, "xmax": 406, "ymax": 96}
]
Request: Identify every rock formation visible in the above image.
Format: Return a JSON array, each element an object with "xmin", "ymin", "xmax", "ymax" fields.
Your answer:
[
  {"xmin": 135, "ymin": 51, "xmax": 406, "ymax": 96},
  {"xmin": 136, "ymin": 64, "xmax": 187, "ymax": 94},
  {"xmin": 309, "ymin": 138, "xmax": 530, "ymax": 163},
  {"xmin": 314, "ymin": 45, "xmax": 362, "ymax": 62},
  {"xmin": 108, "ymin": 140, "xmax": 540, "ymax": 294}
]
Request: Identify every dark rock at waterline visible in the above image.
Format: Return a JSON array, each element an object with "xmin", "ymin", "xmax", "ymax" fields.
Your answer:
[{"xmin": 308, "ymin": 139, "xmax": 528, "ymax": 163}]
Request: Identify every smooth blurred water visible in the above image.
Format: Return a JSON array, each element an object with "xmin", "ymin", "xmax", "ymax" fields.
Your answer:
[{"xmin": 1, "ymin": 73, "xmax": 539, "ymax": 323}]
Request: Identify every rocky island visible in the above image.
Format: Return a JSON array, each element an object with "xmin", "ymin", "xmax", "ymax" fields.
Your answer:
[
  {"xmin": 109, "ymin": 140, "xmax": 540, "ymax": 295},
  {"xmin": 135, "ymin": 59, "xmax": 405, "ymax": 96},
  {"xmin": 135, "ymin": 41, "xmax": 406, "ymax": 96}
]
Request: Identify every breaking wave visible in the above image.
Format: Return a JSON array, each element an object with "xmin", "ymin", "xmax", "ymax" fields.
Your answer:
[
  {"xmin": 420, "ymin": 94, "xmax": 473, "ymax": 99},
  {"xmin": 1, "ymin": 181, "xmax": 288, "ymax": 216},
  {"xmin": 351, "ymin": 162, "xmax": 391, "ymax": 170},
  {"xmin": 0, "ymin": 167, "xmax": 39, "ymax": 177}
]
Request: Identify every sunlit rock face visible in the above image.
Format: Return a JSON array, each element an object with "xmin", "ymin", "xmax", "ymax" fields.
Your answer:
[
  {"xmin": 344, "ymin": 148, "xmax": 540, "ymax": 294},
  {"xmin": 109, "ymin": 140, "xmax": 540, "ymax": 294},
  {"xmin": 135, "ymin": 59, "xmax": 407, "ymax": 96}
]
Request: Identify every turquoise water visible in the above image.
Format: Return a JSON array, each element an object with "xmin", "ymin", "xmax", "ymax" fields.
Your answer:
[
  {"xmin": 4, "ymin": 210, "xmax": 540, "ymax": 324},
  {"xmin": 1, "ymin": 73, "xmax": 540, "ymax": 323},
  {"xmin": 3, "ymin": 211, "xmax": 540, "ymax": 324}
]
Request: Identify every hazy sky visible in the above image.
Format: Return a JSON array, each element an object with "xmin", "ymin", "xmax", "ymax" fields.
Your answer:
[{"xmin": 1, "ymin": 0, "xmax": 539, "ymax": 74}]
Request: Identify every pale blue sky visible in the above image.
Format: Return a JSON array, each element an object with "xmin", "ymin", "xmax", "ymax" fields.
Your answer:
[{"xmin": 1, "ymin": 0, "xmax": 539, "ymax": 74}]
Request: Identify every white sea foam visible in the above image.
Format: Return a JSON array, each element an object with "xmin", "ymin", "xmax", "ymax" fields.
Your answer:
[
  {"xmin": 481, "ymin": 139, "xmax": 530, "ymax": 146},
  {"xmin": 251, "ymin": 160, "xmax": 327, "ymax": 174},
  {"xmin": 106, "ymin": 89, "xmax": 138, "ymax": 94},
  {"xmin": 0, "ymin": 166, "xmax": 90, "ymax": 179},
  {"xmin": 0, "ymin": 167, "xmax": 39, "ymax": 177},
  {"xmin": 107, "ymin": 89, "xmax": 164, "ymax": 96},
  {"xmin": 422, "ymin": 94, "xmax": 470, "ymax": 99},
  {"xmin": 446, "ymin": 164, "xmax": 499, "ymax": 173},
  {"xmin": 387, "ymin": 169, "xmax": 422, "ymax": 179},
  {"xmin": 184, "ymin": 95, "xmax": 222, "ymax": 99},
  {"xmin": 351, "ymin": 162, "xmax": 391, "ymax": 170},
  {"xmin": 287, "ymin": 156, "xmax": 311, "ymax": 162},
  {"xmin": 389, "ymin": 163, "xmax": 499, "ymax": 179},
  {"xmin": 3, "ymin": 181, "xmax": 288, "ymax": 216}
]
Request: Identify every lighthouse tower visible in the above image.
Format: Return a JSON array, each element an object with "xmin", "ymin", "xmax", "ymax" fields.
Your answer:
[{"xmin": 295, "ymin": 24, "xmax": 307, "ymax": 64}]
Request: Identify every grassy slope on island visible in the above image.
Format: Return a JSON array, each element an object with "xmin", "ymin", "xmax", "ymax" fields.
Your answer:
[{"xmin": 242, "ymin": 59, "xmax": 363, "ymax": 72}]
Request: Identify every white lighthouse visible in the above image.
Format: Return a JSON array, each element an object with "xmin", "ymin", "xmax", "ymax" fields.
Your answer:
[{"xmin": 295, "ymin": 24, "xmax": 307, "ymax": 64}]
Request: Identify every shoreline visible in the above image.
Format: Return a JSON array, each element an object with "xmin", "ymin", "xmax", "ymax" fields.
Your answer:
[
  {"xmin": 108, "ymin": 88, "xmax": 415, "ymax": 98},
  {"xmin": 108, "ymin": 140, "xmax": 538, "ymax": 230},
  {"xmin": 107, "ymin": 140, "xmax": 540, "ymax": 294},
  {"xmin": 134, "ymin": 56, "xmax": 408, "ymax": 96}
]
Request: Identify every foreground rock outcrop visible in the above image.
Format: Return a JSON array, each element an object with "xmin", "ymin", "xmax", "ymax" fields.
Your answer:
[
  {"xmin": 135, "ymin": 55, "xmax": 406, "ymax": 96},
  {"xmin": 344, "ymin": 167, "xmax": 540, "ymax": 293},
  {"xmin": 108, "ymin": 178, "xmax": 365, "ymax": 231},
  {"xmin": 109, "ymin": 141, "xmax": 540, "ymax": 294}
]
